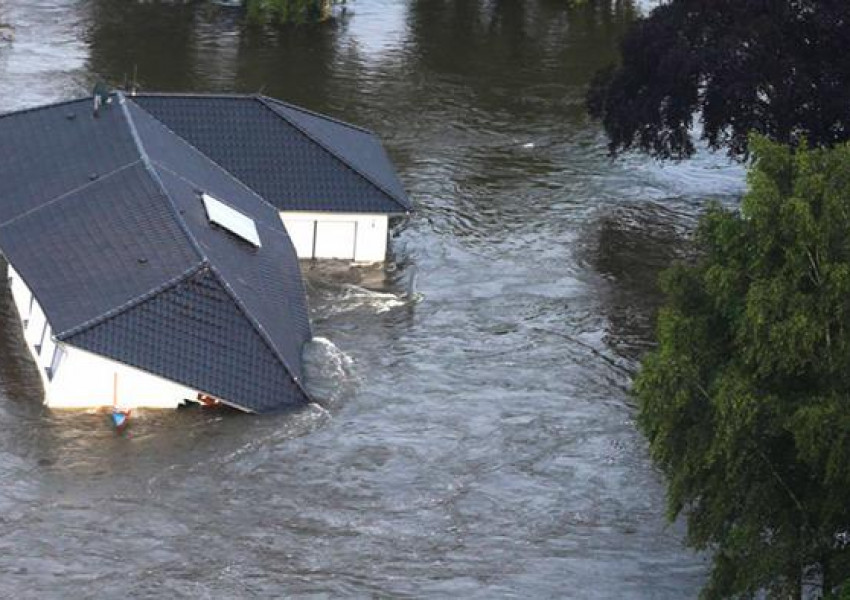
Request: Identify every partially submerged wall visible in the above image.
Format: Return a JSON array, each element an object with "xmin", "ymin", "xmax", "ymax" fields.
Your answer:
[
  {"xmin": 281, "ymin": 212, "xmax": 389, "ymax": 263},
  {"xmin": 7, "ymin": 266, "xmax": 198, "ymax": 410}
]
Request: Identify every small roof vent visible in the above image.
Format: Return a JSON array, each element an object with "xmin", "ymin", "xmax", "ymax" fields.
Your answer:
[
  {"xmin": 92, "ymin": 81, "xmax": 112, "ymax": 117},
  {"xmin": 201, "ymin": 193, "xmax": 261, "ymax": 248}
]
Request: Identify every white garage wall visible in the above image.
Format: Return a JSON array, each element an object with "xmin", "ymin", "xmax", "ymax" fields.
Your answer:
[
  {"xmin": 353, "ymin": 214, "xmax": 391, "ymax": 263},
  {"xmin": 315, "ymin": 221, "xmax": 356, "ymax": 260},
  {"xmin": 284, "ymin": 220, "xmax": 316, "ymax": 258},
  {"xmin": 280, "ymin": 212, "xmax": 389, "ymax": 263}
]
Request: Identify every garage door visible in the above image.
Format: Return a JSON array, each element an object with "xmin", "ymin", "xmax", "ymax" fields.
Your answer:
[{"xmin": 314, "ymin": 221, "xmax": 357, "ymax": 260}]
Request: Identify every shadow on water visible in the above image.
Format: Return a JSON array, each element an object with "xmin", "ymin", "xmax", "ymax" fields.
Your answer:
[
  {"xmin": 581, "ymin": 200, "xmax": 696, "ymax": 364},
  {"xmin": 82, "ymin": 0, "xmax": 198, "ymax": 90},
  {"xmin": 579, "ymin": 184, "xmax": 742, "ymax": 367}
]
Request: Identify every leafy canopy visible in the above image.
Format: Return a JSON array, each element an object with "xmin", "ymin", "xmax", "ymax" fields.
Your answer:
[
  {"xmin": 587, "ymin": 0, "xmax": 850, "ymax": 159},
  {"xmin": 635, "ymin": 136, "xmax": 850, "ymax": 598}
]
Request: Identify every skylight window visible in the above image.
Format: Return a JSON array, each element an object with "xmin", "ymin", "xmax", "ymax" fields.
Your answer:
[{"xmin": 201, "ymin": 193, "xmax": 261, "ymax": 248}]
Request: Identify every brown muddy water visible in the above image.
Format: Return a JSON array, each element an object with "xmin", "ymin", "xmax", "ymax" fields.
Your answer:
[{"xmin": 0, "ymin": 1, "xmax": 746, "ymax": 597}]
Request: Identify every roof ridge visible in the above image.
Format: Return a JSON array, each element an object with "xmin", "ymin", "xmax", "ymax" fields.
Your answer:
[
  {"xmin": 132, "ymin": 91, "xmax": 256, "ymax": 101},
  {"xmin": 260, "ymin": 95, "xmax": 376, "ymax": 135},
  {"xmin": 255, "ymin": 96, "xmax": 410, "ymax": 213},
  {"xmin": 0, "ymin": 159, "xmax": 143, "ymax": 229},
  {"xmin": 56, "ymin": 262, "xmax": 206, "ymax": 340},
  {"xmin": 116, "ymin": 92, "xmax": 208, "ymax": 263},
  {"xmin": 130, "ymin": 92, "xmax": 375, "ymax": 135},
  {"xmin": 206, "ymin": 264, "xmax": 314, "ymax": 403}
]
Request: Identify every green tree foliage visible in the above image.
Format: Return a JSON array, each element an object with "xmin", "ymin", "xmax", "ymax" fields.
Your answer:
[
  {"xmin": 635, "ymin": 136, "xmax": 850, "ymax": 598},
  {"xmin": 587, "ymin": 1, "xmax": 850, "ymax": 160}
]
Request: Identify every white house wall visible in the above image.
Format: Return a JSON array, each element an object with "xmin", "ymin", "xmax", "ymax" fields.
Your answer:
[
  {"xmin": 24, "ymin": 296, "xmax": 45, "ymax": 348},
  {"xmin": 280, "ymin": 212, "xmax": 389, "ymax": 263},
  {"xmin": 6, "ymin": 266, "xmax": 199, "ymax": 410},
  {"xmin": 8, "ymin": 265, "xmax": 50, "ymax": 392},
  {"xmin": 9, "ymin": 266, "xmax": 32, "ymax": 320},
  {"xmin": 48, "ymin": 345, "xmax": 196, "ymax": 410}
]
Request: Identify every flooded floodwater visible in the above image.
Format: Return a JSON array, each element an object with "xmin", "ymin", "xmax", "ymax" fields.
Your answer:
[{"xmin": 0, "ymin": 1, "xmax": 746, "ymax": 597}]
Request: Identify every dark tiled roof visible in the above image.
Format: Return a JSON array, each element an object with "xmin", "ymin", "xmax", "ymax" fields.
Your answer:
[
  {"xmin": 263, "ymin": 97, "xmax": 410, "ymax": 204},
  {"xmin": 0, "ymin": 99, "xmax": 139, "ymax": 224},
  {"xmin": 68, "ymin": 268, "xmax": 306, "ymax": 414},
  {"xmin": 0, "ymin": 93, "xmax": 312, "ymax": 413},
  {"xmin": 153, "ymin": 166, "xmax": 310, "ymax": 381},
  {"xmin": 126, "ymin": 100, "xmax": 312, "ymax": 380},
  {"xmin": 132, "ymin": 93, "xmax": 411, "ymax": 214},
  {"xmin": 0, "ymin": 161, "xmax": 198, "ymax": 334}
]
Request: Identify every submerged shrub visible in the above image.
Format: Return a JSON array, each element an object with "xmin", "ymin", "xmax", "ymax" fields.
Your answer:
[{"xmin": 246, "ymin": 0, "xmax": 333, "ymax": 25}]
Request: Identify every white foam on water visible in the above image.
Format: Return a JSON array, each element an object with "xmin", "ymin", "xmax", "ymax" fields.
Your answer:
[
  {"xmin": 301, "ymin": 337, "xmax": 358, "ymax": 409},
  {"xmin": 308, "ymin": 402, "xmax": 331, "ymax": 419},
  {"xmin": 324, "ymin": 284, "xmax": 410, "ymax": 316},
  {"xmin": 306, "ymin": 336, "xmax": 354, "ymax": 370}
]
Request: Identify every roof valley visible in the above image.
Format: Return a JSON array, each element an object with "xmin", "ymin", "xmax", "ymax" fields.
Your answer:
[{"xmin": 125, "ymin": 97, "xmax": 290, "ymax": 217}]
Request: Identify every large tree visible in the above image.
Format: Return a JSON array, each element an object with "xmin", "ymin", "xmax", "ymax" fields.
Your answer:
[
  {"xmin": 635, "ymin": 137, "xmax": 850, "ymax": 598},
  {"xmin": 587, "ymin": 0, "xmax": 850, "ymax": 160}
]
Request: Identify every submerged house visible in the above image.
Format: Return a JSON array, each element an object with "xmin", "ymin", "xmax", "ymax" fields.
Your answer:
[
  {"xmin": 0, "ymin": 87, "xmax": 410, "ymax": 414},
  {"xmin": 132, "ymin": 93, "xmax": 412, "ymax": 262}
]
